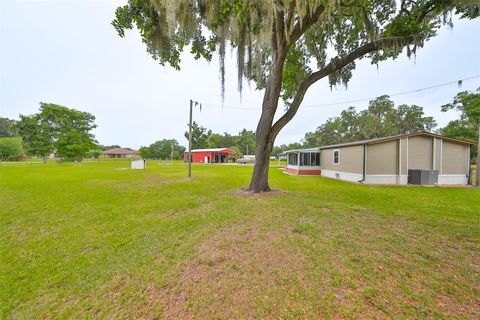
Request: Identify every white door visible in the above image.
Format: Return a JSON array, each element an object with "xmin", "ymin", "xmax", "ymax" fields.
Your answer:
[{"xmin": 204, "ymin": 156, "xmax": 209, "ymax": 163}]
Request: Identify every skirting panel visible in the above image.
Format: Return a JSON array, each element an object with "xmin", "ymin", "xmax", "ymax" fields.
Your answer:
[
  {"xmin": 438, "ymin": 175, "xmax": 468, "ymax": 185},
  {"xmin": 365, "ymin": 175, "xmax": 408, "ymax": 185},
  {"xmin": 285, "ymin": 165, "xmax": 321, "ymax": 175},
  {"xmin": 293, "ymin": 171, "xmax": 468, "ymax": 185},
  {"xmin": 297, "ymin": 169, "xmax": 321, "ymax": 175},
  {"xmin": 321, "ymin": 170, "xmax": 363, "ymax": 183},
  {"xmin": 285, "ymin": 167, "xmax": 298, "ymax": 174}
]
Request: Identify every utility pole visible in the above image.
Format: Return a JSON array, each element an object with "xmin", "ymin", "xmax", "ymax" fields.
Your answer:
[
  {"xmin": 187, "ymin": 100, "xmax": 201, "ymax": 177},
  {"xmin": 477, "ymin": 127, "xmax": 480, "ymax": 186},
  {"xmin": 188, "ymin": 99, "xmax": 193, "ymax": 178}
]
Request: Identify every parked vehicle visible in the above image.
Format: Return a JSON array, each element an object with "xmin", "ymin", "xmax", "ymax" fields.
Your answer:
[{"xmin": 237, "ymin": 155, "xmax": 255, "ymax": 164}]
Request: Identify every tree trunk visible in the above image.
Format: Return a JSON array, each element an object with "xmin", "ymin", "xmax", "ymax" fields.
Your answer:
[
  {"xmin": 247, "ymin": 53, "xmax": 284, "ymax": 192},
  {"xmin": 247, "ymin": 100, "xmax": 277, "ymax": 192},
  {"xmin": 248, "ymin": 140, "xmax": 273, "ymax": 192},
  {"xmin": 248, "ymin": 107, "xmax": 277, "ymax": 192},
  {"xmin": 43, "ymin": 155, "xmax": 48, "ymax": 164}
]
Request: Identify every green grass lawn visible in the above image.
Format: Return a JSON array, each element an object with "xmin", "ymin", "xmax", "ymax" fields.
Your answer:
[
  {"xmin": 472, "ymin": 165, "xmax": 477, "ymax": 186},
  {"xmin": 1, "ymin": 161, "xmax": 479, "ymax": 319}
]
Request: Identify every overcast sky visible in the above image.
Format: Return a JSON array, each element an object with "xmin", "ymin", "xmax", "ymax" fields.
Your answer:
[{"xmin": 1, "ymin": 0, "xmax": 479, "ymax": 149}]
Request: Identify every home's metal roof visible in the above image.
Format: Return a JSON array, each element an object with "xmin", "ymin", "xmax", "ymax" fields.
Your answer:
[
  {"xmin": 283, "ymin": 147, "xmax": 321, "ymax": 154},
  {"xmin": 318, "ymin": 137, "xmax": 389, "ymax": 149}
]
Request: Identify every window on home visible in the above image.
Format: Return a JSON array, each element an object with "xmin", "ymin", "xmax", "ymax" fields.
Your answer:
[
  {"xmin": 288, "ymin": 153, "xmax": 298, "ymax": 165},
  {"xmin": 333, "ymin": 150, "xmax": 340, "ymax": 165}
]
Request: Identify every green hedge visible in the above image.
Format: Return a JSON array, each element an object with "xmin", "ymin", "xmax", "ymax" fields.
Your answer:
[{"xmin": 0, "ymin": 137, "xmax": 24, "ymax": 161}]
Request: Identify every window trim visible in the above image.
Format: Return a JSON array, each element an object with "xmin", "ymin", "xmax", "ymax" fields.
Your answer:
[{"xmin": 333, "ymin": 149, "xmax": 340, "ymax": 165}]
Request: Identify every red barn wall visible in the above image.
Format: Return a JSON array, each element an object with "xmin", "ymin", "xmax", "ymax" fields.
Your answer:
[
  {"xmin": 184, "ymin": 151, "xmax": 211, "ymax": 163},
  {"xmin": 184, "ymin": 149, "xmax": 233, "ymax": 163}
]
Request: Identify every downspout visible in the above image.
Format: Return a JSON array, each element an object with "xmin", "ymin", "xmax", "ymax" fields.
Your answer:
[
  {"xmin": 468, "ymin": 144, "xmax": 472, "ymax": 185},
  {"xmin": 359, "ymin": 144, "xmax": 366, "ymax": 183},
  {"xmin": 432, "ymin": 137, "xmax": 435, "ymax": 170}
]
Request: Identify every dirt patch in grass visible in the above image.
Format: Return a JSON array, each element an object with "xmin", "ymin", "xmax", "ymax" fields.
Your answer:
[
  {"xmin": 232, "ymin": 188, "xmax": 286, "ymax": 197},
  {"xmin": 149, "ymin": 222, "xmax": 310, "ymax": 319},
  {"xmin": 164, "ymin": 201, "xmax": 213, "ymax": 218}
]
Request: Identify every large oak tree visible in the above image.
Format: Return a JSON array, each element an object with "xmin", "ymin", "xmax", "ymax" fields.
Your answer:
[
  {"xmin": 113, "ymin": 0, "xmax": 479, "ymax": 192},
  {"xmin": 16, "ymin": 103, "xmax": 97, "ymax": 162},
  {"xmin": 441, "ymin": 90, "xmax": 480, "ymax": 160}
]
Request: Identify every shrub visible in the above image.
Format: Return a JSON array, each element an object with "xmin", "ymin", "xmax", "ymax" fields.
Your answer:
[
  {"xmin": 88, "ymin": 149, "xmax": 102, "ymax": 158},
  {"xmin": 0, "ymin": 137, "xmax": 24, "ymax": 161}
]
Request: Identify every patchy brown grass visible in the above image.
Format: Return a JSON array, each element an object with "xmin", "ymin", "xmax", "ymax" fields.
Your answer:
[
  {"xmin": 151, "ymin": 221, "xmax": 311, "ymax": 319},
  {"xmin": 121, "ymin": 199, "xmax": 480, "ymax": 320}
]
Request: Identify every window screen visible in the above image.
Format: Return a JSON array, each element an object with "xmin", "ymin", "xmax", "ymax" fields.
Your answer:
[
  {"xmin": 300, "ymin": 153, "xmax": 310, "ymax": 166},
  {"xmin": 288, "ymin": 153, "xmax": 298, "ymax": 165},
  {"xmin": 311, "ymin": 153, "xmax": 320, "ymax": 166}
]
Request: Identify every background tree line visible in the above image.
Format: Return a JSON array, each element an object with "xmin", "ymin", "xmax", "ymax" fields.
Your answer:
[
  {"xmin": 302, "ymin": 95, "xmax": 437, "ymax": 147},
  {"xmin": 139, "ymin": 139, "xmax": 186, "ymax": 160},
  {"xmin": 1, "ymin": 91, "xmax": 478, "ymax": 162}
]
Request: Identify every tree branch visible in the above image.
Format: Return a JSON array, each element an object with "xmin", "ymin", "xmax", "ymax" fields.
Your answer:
[
  {"xmin": 269, "ymin": 35, "xmax": 422, "ymax": 143},
  {"xmin": 284, "ymin": 0, "xmax": 296, "ymax": 38},
  {"xmin": 288, "ymin": 5, "xmax": 325, "ymax": 47},
  {"xmin": 273, "ymin": 1, "xmax": 286, "ymax": 54}
]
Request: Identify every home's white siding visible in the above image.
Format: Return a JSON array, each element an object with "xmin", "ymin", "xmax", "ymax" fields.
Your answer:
[
  {"xmin": 321, "ymin": 170, "xmax": 363, "ymax": 182},
  {"xmin": 438, "ymin": 175, "xmax": 468, "ymax": 185}
]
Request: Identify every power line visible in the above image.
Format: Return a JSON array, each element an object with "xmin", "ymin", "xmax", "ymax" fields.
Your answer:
[
  {"xmin": 302, "ymin": 74, "xmax": 480, "ymax": 108},
  {"xmin": 199, "ymin": 74, "xmax": 480, "ymax": 110},
  {"xmin": 201, "ymin": 103, "xmax": 258, "ymax": 110}
]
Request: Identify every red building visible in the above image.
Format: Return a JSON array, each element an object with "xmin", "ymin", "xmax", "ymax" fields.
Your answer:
[{"xmin": 184, "ymin": 148, "xmax": 234, "ymax": 163}]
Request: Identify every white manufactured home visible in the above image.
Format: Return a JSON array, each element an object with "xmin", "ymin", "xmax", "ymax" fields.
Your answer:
[{"xmin": 284, "ymin": 132, "xmax": 474, "ymax": 185}]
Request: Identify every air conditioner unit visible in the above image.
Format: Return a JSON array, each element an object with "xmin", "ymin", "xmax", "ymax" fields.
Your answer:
[{"xmin": 408, "ymin": 169, "xmax": 438, "ymax": 185}]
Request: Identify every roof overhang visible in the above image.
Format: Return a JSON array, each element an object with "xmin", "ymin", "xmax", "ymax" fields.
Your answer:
[{"xmin": 284, "ymin": 147, "xmax": 321, "ymax": 153}]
